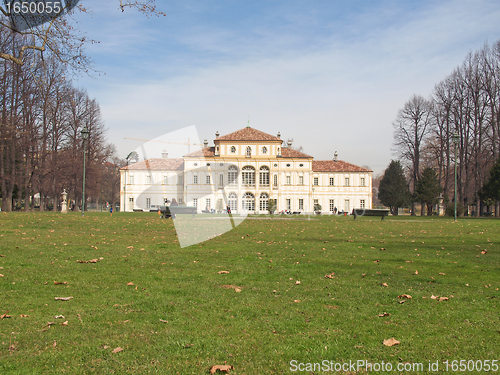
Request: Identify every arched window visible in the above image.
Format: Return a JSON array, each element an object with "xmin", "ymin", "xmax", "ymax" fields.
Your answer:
[
  {"xmin": 228, "ymin": 165, "xmax": 238, "ymax": 186},
  {"xmin": 228, "ymin": 193, "xmax": 237, "ymax": 212},
  {"xmin": 262, "ymin": 146, "xmax": 268, "ymax": 154},
  {"xmin": 242, "ymin": 192, "xmax": 255, "ymax": 211},
  {"xmin": 259, "ymin": 192, "xmax": 269, "ymax": 211},
  {"xmin": 259, "ymin": 166, "xmax": 270, "ymax": 186},
  {"xmin": 273, "ymin": 174, "xmax": 278, "ymax": 187},
  {"xmin": 242, "ymin": 166, "xmax": 255, "ymax": 186},
  {"xmin": 230, "ymin": 146, "xmax": 236, "ymax": 153},
  {"xmin": 246, "ymin": 146, "xmax": 252, "ymax": 157},
  {"xmin": 219, "ymin": 174, "xmax": 224, "ymax": 188}
]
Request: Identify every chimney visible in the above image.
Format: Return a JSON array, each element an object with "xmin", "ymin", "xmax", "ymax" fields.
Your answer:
[
  {"xmin": 162, "ymin": 150, "xmax": 168, "ymax": 159},
  {"xmin": 215, "ymin": 131, "xmax": 220, "ymax": 138},
  {"xmin": 277, "ymin": 131, "xmax": 281, "ymax": 139},
  {"xmin": 204, "ymin": 139, "xmax": 208, "ymax": 148},
  {"xmin": 334, "ymin": 151, "xmax": 338, "ymax": 162},
  {"xmin": 287, "ymin": 140, "xmax": 292, "ymax": 148}
]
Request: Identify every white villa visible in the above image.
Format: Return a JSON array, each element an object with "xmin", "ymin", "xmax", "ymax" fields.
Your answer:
[{"xmin": 120, "ymin": 126, "xmax": 372, "ymax": 214}]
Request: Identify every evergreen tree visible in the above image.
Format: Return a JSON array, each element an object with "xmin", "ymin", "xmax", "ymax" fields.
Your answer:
[
  {"xmin": 378, "ymin": 160, "xmax": 411, "ymax": 215},
  {"xmin": 479, "ymin": 157, "xmax": 500, "ymax": 217},
  {"xmin": 415, "ymin": 167, "xmax": 442, "ymax": 216}
]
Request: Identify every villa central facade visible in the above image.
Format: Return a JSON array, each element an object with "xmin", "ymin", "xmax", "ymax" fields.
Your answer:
[{"xmin": 120, "ymin": 127, "xmax": 372, "ymax": 214}]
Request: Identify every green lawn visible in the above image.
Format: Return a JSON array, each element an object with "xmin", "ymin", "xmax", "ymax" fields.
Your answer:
[{"xmin": 0, "ymin": 212, "xmax": 498, "ymax": 374}]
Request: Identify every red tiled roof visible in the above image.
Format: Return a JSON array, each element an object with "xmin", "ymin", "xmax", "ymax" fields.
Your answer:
[
  {"xmin": 121, "ymin": 158, "xmax": 184, "ymax": 171},
  {"xmin": 183, "ymin": 147, "xmax": 216, "ymax": 157},
  {"xmin": 312, "ymin": 160, "xmax": 372, "ymax": 172},
  {"xmin": 281, "ymin": 148, "xmax": 313, "ymax": 158},
  {"xmin": 216, "ymin": 127, "xmax": 282, "ymax": 142}
]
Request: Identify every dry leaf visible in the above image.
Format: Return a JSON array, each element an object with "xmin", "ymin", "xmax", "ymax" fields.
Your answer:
[
  {"xmin": 481, "ymin": 250, "xmax": 487, "ymax": 254},
  {"xmin": 324, "ymin": 272, "xmax": 335, "ymax": 279},
  {"xmin": 398, "ymin": 294, "xmax": 412, "ymax": 299},
  {"xmin": 378, "ymin": 312, "xmax": 390, "ymax": 317},
  {"xmin": 53, "ymin": 341, "xmax": 57, "ymax": 348},
  {"xmin": 62, "ymin": 321, "xmax": 69, "ymax": 326},
  {"xmin": 382, "ymin": 283, "xmax": 389, "ymax": 287},
  {"xmin": 76, "ymin": 260, "xmax": 88, "ymax": 263},
  {"xmin": 210, "ymin": 365, "xmax": 234, "ymax": 374},
  {"xmin": 0, "ymin": 255, "xmax": 5, "ymax": 257},
  {"xmin": 234, "ymin": 287, "xmax": 242, "ymax": 292},
  {"xmin": 439, "ymin": 297, "xmax": 449, "ymax": 302},
  {"xmin": 294, "ymin": 300, "xmax": 300, "ymax": 303},
  {"xmin": 431, "ymin": 295, "xmax": 438, "ymax": 300},
  {"xmin": 439, "ymin": 273, "xmax": 446, "ymax": 275},
  {"xmin": 0, "ymin": 274, "xmax": 3, "ymax": 277},
  {"xmin": 54, "ymin": 281, "xmax": 68, "ymax": 285},
  {"xmin": 218, "ymin": 271, "xmax": 230, "ymax": 274},
  {"xmin": 89, "ymin": 259, "xmax": 99, "ymax": 263},
  {"xmin": 127, "ymin": 282, "xmax": 134, "ymax": 286},
  {"xmin": 159, "ymin": 319, "xmax": 168, "ymax": 323},
  {"xmin": 54, "ymin": 297, "xmax": 73, "ymax": 301},
  {"xmin": 220, "ymin": 285, "xmax": 242, "ymax": 292},
  {"xmin": 414, "ymin": 270, "xmax": 418, "ymax": 275},
  {"xmin": 295, "ymin": 280, "xmax": 301, "ymax": 285},
  {"xmin": 383, "ymin": 338, "xmax": 400, "ymax": 347},
  {"xmin": 55, "ymin": 315, "xmax": 65, "ymax": 319},
  {"xmin": 0, "ymin": 313, "xmax": 11, "ymax": 319},
  {"xmin": 20, "ymin": 314, "xmax": 29, "ymax": 318},
  {"xmin": 112, "ymin": 347, "xmax": 124, "ymax": 353}
]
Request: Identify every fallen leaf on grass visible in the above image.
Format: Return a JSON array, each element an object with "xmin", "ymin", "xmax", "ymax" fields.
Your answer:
[
  {"xmin": 439, "ymin": 273, "xmax": 446, "ymax": 275},
  {"xmin": 0, "ymin": 255, "xmax": 5, "ymax": 257},
  {"xmin": 127, "ymin": 282, "xmax": 134, "ymax": 286},
  {"xmin": 9, "ymin": 345, "xmax": 16, "ymax": 352},
  {"xmin": 378, "ymin": 312, "xmax": 390, "ymax": 317},
  {"xmin": 112, "ymin": 347, "xmax": 124, "ymax": 353},
  {"xmin": 220, "ymin": 285, "xmax": 242, "ymax": 292},
  {"xmin": 294, "ymin": 300, "xmax": 300, "ymax": 303},
  {"xmin": 53, "ymin": 341, "xmax": 57, "ymax": 348},
  {"xmin": 62, "ymin": 321, "xmax": 69, "ymax": 326},
  {"xmin": 1, "ymin": 313, "xmax": 11, "ymax": 319},
  {"xmin": 439, "ymin": 297, "xmax": 449, "ymax": 302},
  {"xmin": 382, "ymin": 283, "xmax": 389, "ymax": 287},
  {"xmin": 54, "ymin": 281, "xmax": 68, "ymax": 285},
  {"xmin": 20, "ymin": 314, "xmax": 29, "ymax": 318},
  {"xmin": 0, "ymin": 274, "xmax": 3, "ymax": 277},
  {"xmin": 89, "ymin": 259, "xmax": 99, "ymax": 263},
  {"xmin": 481, "ymin": 250, "xmax": 487, "ymax": 254},
  {"xmin": 295, "ymin": 280, "xmax": 301, "ymax": 285},
  {"xmin": 398, "ymin": 294, "xmax": 412, "ymax": 299},
  {"xmin": 383, "ymin": 338, "xmax": 400, "ymax": 347},
  {"xmin": 414, "ymin": 270, "xmax": 418, "ymax": 275},
  {"xmin": 54, "ymin": 297, "xmax": 73, "ymax": 301},
  {"xmin": 210, "ymin": 365, "xmax": 234, "ymax": 374},
  {"xmin": 218, "ymin": 271, "xmax": 230, "ymax": 274},
  {"xmin": 324, "ymin": 272, "xmax": 335, "ymax": 279},
  {"xmin": 159, "ymin": 319, "xmax": 168, "ymax": 323},
  {"xmin": 55, "ymin": 315, "xmax": 65, "ymax": 319},
  {"xmin": 431, "ymin": 295, "xmax": 438, "ymax": 300}
]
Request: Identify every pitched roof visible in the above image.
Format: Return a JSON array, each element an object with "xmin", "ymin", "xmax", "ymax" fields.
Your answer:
[
  {"xmin": 183, "ymin": 147, "xmax": 216, "ymax": 157},
  {"xmin": 281, "ymin": 148, "xmax": 313, "ymax": 158},
  {"xmin": 312, "ymin": 160, "xmax": 372, "ymax": 172},
  {"xmin": 216, "ymin": 127, "xmax": 282, "ymax": 142},
  {"xmin": 121, "ymin": 158, "xmax": 184, "ymax": 171}
]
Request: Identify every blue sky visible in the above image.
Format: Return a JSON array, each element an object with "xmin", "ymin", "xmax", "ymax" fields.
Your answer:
[{"xmin": 73, "ymin": 0, "xmax": 500, "ymax": 174}]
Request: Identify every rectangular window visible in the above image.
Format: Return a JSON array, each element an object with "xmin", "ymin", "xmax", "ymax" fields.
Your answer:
[
  {"xmin": 330, "ymin": 199, "xmax": 335, "ymax": 212},
  {"xmin": 360, "ymin": 177, "xmax": 365, "ymax": 186},
  {"xmin": 329, "ymin": 177, "xmax": 334, "ymax": 186},
  {"xmin": 146, "ymin": 175, "xmax": 151, "ymax": 184},
  {"xmin": 313, "ymin": 177, "xmax": 319, "ymax": 186},
  {"xmin": 129, "ymin": 175, "xmax": 134, "ymax": 184},
  {"xmin": 345, "ymin": 199, "xmax": 350, "ymax": 212},
  {"xmin": 345, "ymin": 177, "xmax": 350, "ymax": 186},
  {"xmin": 193, "ymin": 175, "xmax": 198, "ymax": 184},
  {"xmin": 299, "ymin": 176, "xmax": 304, "ymax": 185},
  {"xmin": 129, "ymin": 197, "xmax": 133, "ymax": 203},
  {"xmin": 206, "ymin": 175, "xmax": 211, "ymax": 184},
  {"xmin": 163, "ymin": 175, "xmax": 168, "ymax": 185},
  {"xmin": 178, "ymin": 198, "xmax": 183, "ymax": 204},
  {"xmin": 286, "ymin": 198, "xmax": 291, "ymax": 210},
  {"xmin": 299, "ymin": 199, "xmax": 304, "ymax": 210},
  {"xmin": 146, "ymin": 197, "xmax": 151, "ymax": 209},
  {"xmin": 360, "ymin": 199, "xmax": 365, "ymax": 209},
  {"xmin": 219, "ymin": 174, "xmax": 224, "ymax": 188},
  {"xmin": 286, "ymin": 176, "xmax": 291, "ymax": 185},
  {"xmin": 178, "ymin": 175, "xmax": 183, "ymax": 185},
  {"xmin": 205, "ymin": 198, "xmax": 211, "ymax": 209},
  {"xmin": 193, "ymin": 198, "xmax": 198, "ymax": 207}
]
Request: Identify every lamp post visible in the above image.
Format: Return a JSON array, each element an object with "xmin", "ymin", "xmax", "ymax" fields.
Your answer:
[
  {"xmin": 452, "ymin": 132, "xmax": 459, "ymax": 222},
  {"xmin": 81, "ymin": 126, "xmax": 90, "ymax": 217}
]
